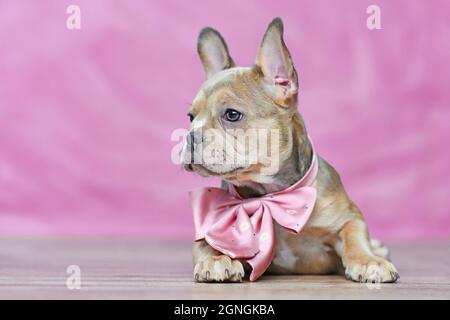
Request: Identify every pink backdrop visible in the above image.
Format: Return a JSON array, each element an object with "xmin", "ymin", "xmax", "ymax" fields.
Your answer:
[{"xmin": 0, "ymin": 0, "xmax": 449, "ymax": 241}]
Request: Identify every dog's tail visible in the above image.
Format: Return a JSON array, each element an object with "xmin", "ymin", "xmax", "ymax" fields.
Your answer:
[{"xmin": 370, "ymin": 239, "xmax": 391, "ymax": 260}]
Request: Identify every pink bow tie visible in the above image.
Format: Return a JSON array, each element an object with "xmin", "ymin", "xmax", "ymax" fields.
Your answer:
[{"xmin": 191, "ymin": 154, "xmax": 318, "ymax": 281}]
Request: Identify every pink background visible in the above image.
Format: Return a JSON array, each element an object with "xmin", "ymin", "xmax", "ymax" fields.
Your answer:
[{"xmin": 0, "ymin": 0, "xmax": 449, "ymax": 241}]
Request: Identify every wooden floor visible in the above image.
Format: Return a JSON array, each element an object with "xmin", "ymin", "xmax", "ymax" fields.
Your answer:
[{"xmin": 0, "ymin": 239, "xmax": 448, "ymax": 299}]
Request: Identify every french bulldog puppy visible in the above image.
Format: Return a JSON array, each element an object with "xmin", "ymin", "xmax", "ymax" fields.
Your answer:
[{"xmin": 182, "ymin": 18, "xmax": 399, "ymax": 283}]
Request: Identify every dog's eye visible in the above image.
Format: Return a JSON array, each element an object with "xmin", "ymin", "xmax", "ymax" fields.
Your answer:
[
  {"xmin": 187, "ymin": 113, "xmax": 194, "ymax": 122},
  {"xmin": 224, "ymin": 109, "xmax": 243, "ymax": 122}
]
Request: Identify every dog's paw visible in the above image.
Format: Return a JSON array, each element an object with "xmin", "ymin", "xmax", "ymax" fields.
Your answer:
[
  {"xmin": 345, "ymin": 256, "xmax": 399, "ymax": 283},
  {"xmin": 194, "ymin": 255, "xmax": 245, "ymax": 283}
]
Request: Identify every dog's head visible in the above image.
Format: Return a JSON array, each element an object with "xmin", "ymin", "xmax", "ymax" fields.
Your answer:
[{"xmin": 181, "ymin": 18, "xmax": 310, "ymax": 186}]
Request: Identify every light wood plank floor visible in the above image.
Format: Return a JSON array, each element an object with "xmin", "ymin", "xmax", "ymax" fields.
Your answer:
[{"xmin": 0, "ymin": 239, "xmax": 448, "ymax": 299}]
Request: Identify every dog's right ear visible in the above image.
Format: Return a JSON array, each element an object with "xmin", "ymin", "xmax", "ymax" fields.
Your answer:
[{"xmin": 197, "ymin": 27, "xmax": 235, "ymax": 79}]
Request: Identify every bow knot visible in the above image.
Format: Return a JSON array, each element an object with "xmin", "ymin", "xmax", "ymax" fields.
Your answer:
[{"xmin": 241, "ymin": 199, "xmax": 262, "ymax": 214}]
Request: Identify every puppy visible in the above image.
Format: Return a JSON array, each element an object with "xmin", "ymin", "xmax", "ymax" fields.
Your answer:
[{"xmin": 181, "ymin": 18, "xmax": 399, "ymax": 283}]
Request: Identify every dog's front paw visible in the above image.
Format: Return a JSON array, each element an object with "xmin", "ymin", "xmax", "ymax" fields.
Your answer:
[
  {"xmin": 345, "ymin": 256, "xmax": 399, "ymax": 283},
  {"xmin": 194, "ymin": 255, "xmax": 244, "ymax": 283}
]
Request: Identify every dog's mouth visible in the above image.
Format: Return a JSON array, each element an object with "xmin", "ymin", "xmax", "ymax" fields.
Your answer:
[{"xmin": 183, "ymin": 163, "xmax": 245, "ymax": 177}]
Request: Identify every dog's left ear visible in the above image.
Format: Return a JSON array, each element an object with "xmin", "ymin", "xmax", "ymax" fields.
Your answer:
[{"xmin": 255, "ymin": 18, "xmax": 298, "ymax": 107}]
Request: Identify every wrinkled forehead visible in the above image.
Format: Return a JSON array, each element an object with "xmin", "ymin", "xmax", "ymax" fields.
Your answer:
[
  {"xmin": 192, "ymin": 67, "xmax": 255, "ymax": 111},
  {"xmin": 202, "ymin": 67, "xmax": 251, "ymax": 92}
]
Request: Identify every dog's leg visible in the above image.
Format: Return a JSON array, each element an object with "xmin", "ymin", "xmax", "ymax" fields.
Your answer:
[
  {"xmin": 339, "ymin": 219, "xmax": 399, "ymax": 283},
  {"xmin": 193, "ymin": 240, "xmax": 245, "ymax": 282}
]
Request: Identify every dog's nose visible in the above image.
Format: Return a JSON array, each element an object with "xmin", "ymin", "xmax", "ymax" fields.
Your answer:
[
  {"xmin": 188, "ymin": 129, "xmax": 203, "ymax": 146},
  {"xmin": 185, "ymin": 129, "xmax": 203, "ymax": 165}
]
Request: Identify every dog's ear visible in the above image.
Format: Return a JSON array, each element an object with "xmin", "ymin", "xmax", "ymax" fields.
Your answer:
[
  {"xmin": 197, "ymin": 27, "xmax": 235, "ymax": 79},
  {"xmin": 255, "ymin": 18, "xmax": 298, "ymax": 107}
]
